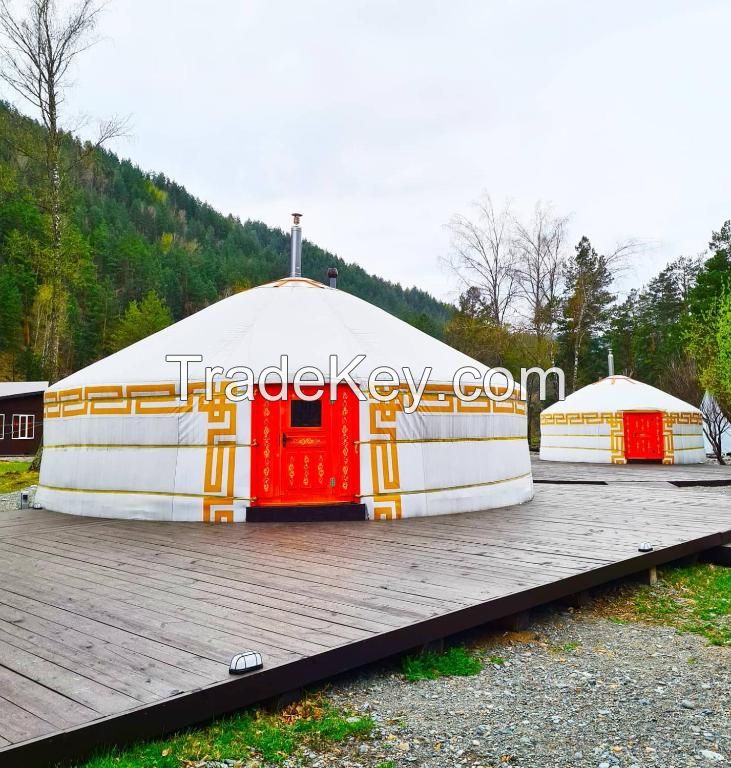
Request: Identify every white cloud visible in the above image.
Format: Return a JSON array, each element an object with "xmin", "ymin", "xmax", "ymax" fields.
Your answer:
[{"xmin": 9, "ymin": 0, "xmax": 730, "ymax": 301}]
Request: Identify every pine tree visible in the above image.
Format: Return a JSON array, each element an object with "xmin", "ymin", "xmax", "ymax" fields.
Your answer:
[
  {"xmin": 108, "ymin": 291, "xmax": 173, "ymax": 352},
  {"xmin": 558, "ymin": 237, "xmax": 615, "ymax": 392}
]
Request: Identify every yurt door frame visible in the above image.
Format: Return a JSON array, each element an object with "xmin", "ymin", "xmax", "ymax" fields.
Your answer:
[
  {"xmin": 251, "ymin": 384, "xmax": 360, "ymax": 506},
  {"xmin": 623, "ymin": 411, "xmax": 664, "ymax": 461}
]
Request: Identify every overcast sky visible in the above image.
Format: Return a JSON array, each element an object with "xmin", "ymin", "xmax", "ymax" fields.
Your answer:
[{"xmin": 8, "ymin": 0, "xmax": 731, "ymax": 302}]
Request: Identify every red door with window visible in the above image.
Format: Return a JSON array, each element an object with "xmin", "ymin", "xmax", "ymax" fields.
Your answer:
[
  {"xmin": 623, "ymin": 411, "xmax": 664, "ymax": 461},
  {"xmin": 251, "ymin": 384, "xmax": 360, "ymax": 506}
]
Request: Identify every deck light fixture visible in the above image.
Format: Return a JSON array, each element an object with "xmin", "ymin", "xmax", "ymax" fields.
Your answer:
[
  {"xmin": 229, "ymin": 651, "xmax": 263, "ymax": 674},
  {"xmin": 638, "ymin": 542, "xmax": 654, "ymax": 552}
]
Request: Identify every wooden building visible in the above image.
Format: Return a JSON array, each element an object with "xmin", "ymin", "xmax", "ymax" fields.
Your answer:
[{"xmin": 0, "ymin": 381, "xmax": 47, "ymax": 457}]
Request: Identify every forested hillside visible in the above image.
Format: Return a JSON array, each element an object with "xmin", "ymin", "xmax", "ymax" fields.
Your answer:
[{"xmin": 0, "ymin": 101, "xmax": 450, "ymax": 380}]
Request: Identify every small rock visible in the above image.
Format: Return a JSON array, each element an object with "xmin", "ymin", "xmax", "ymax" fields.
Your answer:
[
  {"xmin": 681, "ymin": 699, "xmax": 696, "ymax": 709},
  {"xmin": 700, "ymin": 750, "xmax": 725, "ymax": 763}
]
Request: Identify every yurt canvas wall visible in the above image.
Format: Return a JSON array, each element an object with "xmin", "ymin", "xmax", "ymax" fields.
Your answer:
[
  {"xmin": 37, "ymin": 278, "xmax": 533, "ymax": 522},
  {"xmin": 540, "ymin": 375, "xmax": 705, "ymax": 465}
]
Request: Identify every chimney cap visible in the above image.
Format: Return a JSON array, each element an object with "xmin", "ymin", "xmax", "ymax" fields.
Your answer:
[
  {"xmin": 327, "ymin": 267, "xmax": 338, "ymax": 278},
  {"xmin": 291, "ymin": 212, "xmax": 303, "ymax": 225}
]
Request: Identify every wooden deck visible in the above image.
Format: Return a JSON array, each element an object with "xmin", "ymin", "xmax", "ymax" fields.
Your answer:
[
  {"xmin": 532, "ymin": 454, "xmax": 731, "ymax": 484},
  {"xmin": 0, "ymin": 481, "xmax": 729, "ymax": 766}
]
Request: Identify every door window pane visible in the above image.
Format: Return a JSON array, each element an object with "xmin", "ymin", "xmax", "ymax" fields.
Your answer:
[{"xmin": 290, "ymin": 400, "xmax": 321, "ymax": 428}]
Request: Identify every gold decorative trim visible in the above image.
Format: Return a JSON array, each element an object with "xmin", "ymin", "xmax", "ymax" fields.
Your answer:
[
  {"xmin": 369, "ymin": 401, "xmax": 401, "ymax": 520},
  {"xmin": 360, "ymin": 471, "xmax": 532, "ymax": 499},
  {"xmin": 359, "ymin": 436, "xmax": 525, "ymax": 445},
  {"xmin": 540, "ymin": 410, "xmax": 702, "ymax": 426},
  {"xmin": 44, "ymin": 381, "xmax": 238, "ymax": 523},
  {"xmin": 270, "ymin": 277, "xmax": 325, "ymax": 288},
  {"xmin": 43, "ymin": 443, "xmax": 252, "ymax": 449},
  {"xmin": 37, "ymin": 483, "xmax": 251, "ymax": 502},
  {"xmin": 541, "ymin": 445, "xmax": 614, "ymax": 452}
]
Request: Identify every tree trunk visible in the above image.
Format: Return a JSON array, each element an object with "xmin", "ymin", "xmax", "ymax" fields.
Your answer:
[{"xmin": 29, "ymin": 445, "xmax": 43, "ymax": 472}]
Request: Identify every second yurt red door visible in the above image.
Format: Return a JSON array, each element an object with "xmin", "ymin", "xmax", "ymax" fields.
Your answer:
[
  {"xmin": 623, "ymin": 411, "xmax": 664, "ymax": 461},
  {"xmin": 251, "ymin": 384, "xmax": 360, "ymax": 506}
]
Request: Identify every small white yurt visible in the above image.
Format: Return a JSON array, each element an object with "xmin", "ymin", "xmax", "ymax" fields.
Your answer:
[
  {"xmin": 37, "ymin": 218, "xmax": 533, "ymax": 522},
  {"xmin": 540, "ymin": 375, "xmax": 705, "ymax": 465}
]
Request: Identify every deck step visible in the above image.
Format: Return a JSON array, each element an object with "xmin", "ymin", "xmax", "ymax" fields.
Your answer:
[{"xmin": 246, "ymin": 503, "xmax": 367, "ymax": 522}]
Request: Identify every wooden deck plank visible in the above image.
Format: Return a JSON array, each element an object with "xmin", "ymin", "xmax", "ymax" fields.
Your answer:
[
  {"xmin": 0, "ymin": 480, "xmax": 728, "ymax": 767},
  {"xmin": 0, "ymin": 695, "xmax": 56, "ymax": 744},
  {"xmin": 0, "ymin": 548, "xmax": 368, "ymax": 652},
  {"xmin": 531, "ymin": 455, "xmax": 731, "ymax": 483},
  {"xmin": 0, "ymin": 572, "xmax": 301, "ymax": 667},
  {"xmin": 0, "ymin": 666, "xmax": 96, "ymax": 729},
  {"xmin": 0, "ymin": 591, "xmax": 225, "ymax": 678},
  {"xmin": 0, "ymin": 637, "xmax": 140, "ymax": 714},
  {"xmin": 0, "ymin": 540, "xmax": 409, "ymax": 637}
]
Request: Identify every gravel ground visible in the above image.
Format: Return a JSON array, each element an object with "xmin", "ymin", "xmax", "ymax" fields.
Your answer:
[
  {"xmin": 0, "ymin": 485, "xmax": 36, "ymax": 512},
  {"xmin": 314, "ymin": 611, "xmax": 730, "ymax": 768}
]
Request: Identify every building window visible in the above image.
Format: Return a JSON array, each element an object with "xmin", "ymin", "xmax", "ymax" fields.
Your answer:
[
  {"xmin": 0, "ymin": 414, "xmax": 4, "ymax": 441},
  {"xmin": 12, "ymin": 414, "xmax": 34, "ymax": 440}
]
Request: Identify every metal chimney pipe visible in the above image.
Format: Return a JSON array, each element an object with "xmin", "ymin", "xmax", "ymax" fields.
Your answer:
[
  {"xmin": 290, "ymin": 213, "xmax": 303, "ymax": 277},
  {"xmin": 608, "ymin": 348, "xmax": 615, "ymax": 376},
  {"xmin": 327, "ymin": 267, "xmax": 338, "ymax": 288}
]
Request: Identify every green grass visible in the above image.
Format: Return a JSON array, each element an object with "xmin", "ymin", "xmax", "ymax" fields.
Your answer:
[
  {"xmin": 401, "ymin": 646, "xmax": 483, "ymax": 681},
  {"xmin": 488, "ymin": 654, "xmax": 505, "ymax": 665},
  {"xmin": 633, "ymin": 564, "xmax": 731, "ymax": 646},
  {"xmin": 597, "ymin": 564, "xmax": 731, "ymax": 646},
  {"xmin": 81, "ymin": 697, "xmax": 373, "ymax": 767},
  {"xmin": 376, "ymin": 762, "xmax": 397, "ymax": 768},
  {"xmin": 0, "ymin": 461, "xmax": 38, "ymax": 493},
  {"xmin": 558, "ymin": 642, "xmax": 580, "ymax": 653}
]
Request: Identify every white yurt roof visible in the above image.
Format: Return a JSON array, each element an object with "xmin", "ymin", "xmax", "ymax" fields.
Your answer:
[
  {"xmin": 543, "ymin": 375, "xmax": 701, "ymax": 415},
  {"xmin": 51, "ymin": 278, "xmax": 501, "ymax": 391}
]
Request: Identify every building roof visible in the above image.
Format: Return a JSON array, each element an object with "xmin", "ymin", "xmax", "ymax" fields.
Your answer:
[
  {"xmin": 542, "ymin": 375, "xmax": 700, "ymax": 415},
  {"xmin": 50, "ymin": 278, "xmax": 508, "ymax": 391},
  {"xmin": 0, "ymin": 381, "xmax": 49, "ymax": 401}
]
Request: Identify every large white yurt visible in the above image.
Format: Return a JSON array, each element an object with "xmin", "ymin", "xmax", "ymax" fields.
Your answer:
[
  {"xmin": 37, "ymin": 220, "xmax": 533, "ymax": 523},
  {"xmin": 540, "ymin": 375, "xmax": 705, "ymax": 465}
]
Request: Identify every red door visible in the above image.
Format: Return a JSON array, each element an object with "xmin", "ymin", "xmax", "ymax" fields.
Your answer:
[
  {"xmin": 623, "ymin": 411, "xmax": 664, "ymax": 461},
  {"xmin": 251, "ymin": 384, "xmax": 360, "ymax": 506}
]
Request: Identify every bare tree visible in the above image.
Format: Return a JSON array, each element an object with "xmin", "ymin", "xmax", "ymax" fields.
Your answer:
[
  {"xmin": 662, "ymin": 356, "xmax": 729, "ymax": 464},
  {"xmin": 661, "ymin": 355, "xmax": 705, "ymax": 407},
  {"xmin": 0, "ymin": 0, "xmax": 124, "ymax": 380},
  {"xmin": 446, "ymin": 195, "xmax": 519, "ymax": 326},
  {"xmin": 512, "ymin": 203, "xmax": 568, "ymax": 340},
  {"xmin": 701, "ymin": 393, "xmax": 730, "ymax": 465}
]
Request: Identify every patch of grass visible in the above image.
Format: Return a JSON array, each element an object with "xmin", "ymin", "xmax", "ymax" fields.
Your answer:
[
  {"xmin": 401, "ymin": 646, "xmax": 483, "ymax": 681},
  {"xmin": 488, "ymin": 654, "xmax": 506, "ymax": 665},
  {"xmin": 376, "ymin": 762, "xmax": 397, "ymax": 768},
  {"xmin": 594, "ymin": 564, "xmax": 731, "ymax": 646},
  {"xmin": 0, "ymin": 461, "xmax": 38, "ymax": 493},
  {"xmin": 558, "ymin": 642, "xmax": 580, "ymax": 652},
  {"xmin": 81, "ymin": 696, "xmax": 373, "ymax": 767}
]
